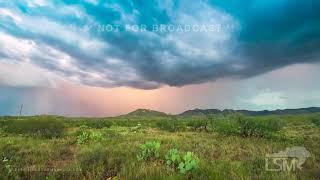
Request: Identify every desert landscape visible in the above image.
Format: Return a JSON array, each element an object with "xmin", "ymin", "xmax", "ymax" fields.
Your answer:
[{"xmin": 1, "ymin": 108, "xmax": 319, "ymax": 179}]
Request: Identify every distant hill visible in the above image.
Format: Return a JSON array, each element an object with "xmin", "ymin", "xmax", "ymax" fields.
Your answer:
[
  {"xmin": 125, "ymin": 109, "xmax": 168, "ymax": 117},
  {"xmin": 179, "ymin": 109, "xmax": 221, "ymax": 116},
  {"xmin": 122, "ymin": 107, "xmax": 320, "ymax": 117},
  {"xmin": 179, "ymin": 107, "xmax": 320, "ymax": 116}
]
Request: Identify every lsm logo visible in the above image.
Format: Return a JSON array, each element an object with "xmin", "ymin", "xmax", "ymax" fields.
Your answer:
[{"xmin": 265, "ymin": 146, "xmax": 311, "ymax": 172}]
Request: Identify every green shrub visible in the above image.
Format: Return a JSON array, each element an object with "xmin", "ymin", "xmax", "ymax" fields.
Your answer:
[
  {"xmin": 237, "ymin": 118, "xmax": 284, "ymax": 138},
  {"xmin": 311, "ymin": 117, "xmax": 320, "ymax": 126},
  {"xmin": 156, "ymin": 119, "xmax": 181, "ymax": 132},
  {"xmin": 103, "ymin": 129, "xmax": 121, "ymax": 138},
  {"xmin": 186, "ymin": 119, "xmax": 209, "ymax": 131},
  {"xmin": 137, "ymin": 141, "xmax": 161, "ymax": 161},
  {"xmin": 90, "ymin": 120, "xmax": 112, "ymax": 129},
  {"xmin": 0, "ymin": 144, "xmax": 19, "ymax": 179},
  {"xmin": 165, "ymin": 148, "xmax": 181, "ymax": 169},
  {"xmin": 165, "ymin": 149, "xmax": 199, "ymax": 174},
  {"xmin": 1, "ymin": 157, "xmax": 14, "ymax": 176},
  {"xmin": 76, "ymin": 130, "xmax": 91, "ymax": 145},
  {"xmin": 90, "ymin": 132, "xmax": 104, "ymax": 141},
  {"xmin": 3, "ymin": 117, "xmax": 64, "ymax": 138},
  {"xmin": 0, "ymin": 157, "xmax": 19, "ymax": 180},
  {"xmin": 76, "ymin": 126, "xmax": 104, "ymax": 144},
  {"xmin": 112, "ymin": 119, "xmax": 138, "ymax": 127},
  {"xmin": 178, "ymin": 152, "xmax": 199, "ymax": 174},
  {"xmin": 211, "ymin": 119, "xmax": 239, "ymax": 135},
  {"xmin": 78, "ymin": 120, "xmax": 113, "ymax": 129},
  {"xmin": 211, "ymin": 116, "xmax": 284, "ymax": 138},
  {"xmin": 238, "ymin": 118, "xmax": 257, "ymax": 137}
]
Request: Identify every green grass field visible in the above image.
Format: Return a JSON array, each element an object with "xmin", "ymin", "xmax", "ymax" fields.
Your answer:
[{"xmin": 0, "ymin": 112, "xmax": 319, "ymax": 179}]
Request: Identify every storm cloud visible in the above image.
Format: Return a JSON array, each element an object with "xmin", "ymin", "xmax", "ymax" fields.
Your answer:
[{"xmin": 0, "ymin": 0, "xmax": 320, "ymax": 89}]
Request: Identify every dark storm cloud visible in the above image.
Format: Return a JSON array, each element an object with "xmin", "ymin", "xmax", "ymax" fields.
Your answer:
[
  {"xmin": 0, "ymin": 0, "xmax": 320, "ymax": 89},
  {"xmin": 209, "ymin": 0, "xmax": 320, "ymax": 72}
]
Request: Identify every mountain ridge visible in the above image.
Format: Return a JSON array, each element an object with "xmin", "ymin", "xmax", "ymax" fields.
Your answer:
[
  {"xmin": 124, "ymin": 109, "xmax": 168, "ymax": 117},
  {"xmin": 178, "ymin": 107, "xmax": 320, "ymax": 116},
  {"xmin": 124, "ymin": 107, "xmax": 320, "ymax": 117}
]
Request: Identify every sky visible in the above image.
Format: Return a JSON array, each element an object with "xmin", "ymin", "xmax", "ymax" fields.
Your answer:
[{"xmin": 0, "ymin": 0, "xmax": 320, "ymax": 116}]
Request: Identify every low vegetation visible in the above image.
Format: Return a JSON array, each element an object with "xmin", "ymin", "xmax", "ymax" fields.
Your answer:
[
  {"xmin": 312, "ymin": 116, "xmax": 320, "ymax": 126},
  {"xmin": 165, "ymin": 148, "xmax": 199, "ymax": 174},
  {"xmin": 137, "ymin": 141, "xmax": 161, "ymax": 161},
  {"xmin": 1, "ymin": 116, "xmax": 64, "ymax": 138},
  {"xmin": 156, "ymin": 118, "xmax": 182, "ymax": 132},
  {"xmin": 76, "ymin": 125, "xmax": 104, "ymax": 144},
  {"xmin": 0, "ymin": 112, "xmax": 319, "ymax": 179}
]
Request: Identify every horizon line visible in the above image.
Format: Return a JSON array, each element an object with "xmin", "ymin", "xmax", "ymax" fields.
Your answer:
[{"xmin": 1, "ymin": 106, "xmax": 319, "ymax": 118}]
